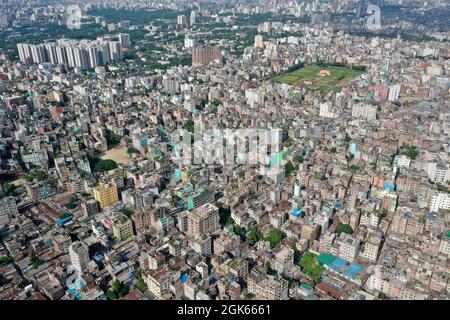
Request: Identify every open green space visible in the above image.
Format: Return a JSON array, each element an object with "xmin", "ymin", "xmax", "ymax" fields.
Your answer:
[
  {"xmin": 273, "ymin": 65, "xmax": 364, "ymax": 93},
  {"xmin": 299, "ymin": 252, "xmax": 325, "ymax": 281}
]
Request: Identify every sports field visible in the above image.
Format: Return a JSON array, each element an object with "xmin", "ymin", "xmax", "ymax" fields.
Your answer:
[{"xmin": 273, "ymin": 65, "xmax": 364, "ymax": 93}]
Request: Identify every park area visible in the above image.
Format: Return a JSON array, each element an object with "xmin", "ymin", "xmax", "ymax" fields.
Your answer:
[
  {"xmin": 273, "ymin": 65, "xmax": 364, "ymax": 93},
  {"xmin": 299, "ymin": 252, "xmax": 325, "ymax": 282}
]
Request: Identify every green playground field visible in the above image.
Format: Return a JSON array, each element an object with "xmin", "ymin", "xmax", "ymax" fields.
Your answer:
[{"xmin": 274, "ymin": 65, "xmax": 364, "ymax": 93}]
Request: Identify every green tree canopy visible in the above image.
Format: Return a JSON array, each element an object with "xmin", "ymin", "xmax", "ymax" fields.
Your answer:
[
  {"xmin": 246, "ymin": 226, "xmax": 263, "ymax": 246},
  {"xmin": 401, "ymin": 144, "xmax": 419, "ymax": 160},
  {"xmin": 106, "ymin": 280, "xmax": 129, "ymax": 300},
  {"xmin": 299, "ymin": 252, "xmax": 324, "ymax": 283},
  {"xmin": 3, "ymin": 183, "xmax": 16, "ymax": 196},
  {"xmin": 336, "ymin": 223, "xmax": 354, "ymax": 235},
  {"xmin": 24, "ymin": 170, "xmax": 47, "ymax": 182},
  {"xmin": 211, "ymin": 98, "xmax": 221, "ymax": 107},
  {"xmin": 65, "ymin": 198, "xmax": 78, "ymax": 210},
  {"xmin": 95, "ymin": 159, "xmax": 118, "ymax": 172},
  {"xmin": 127, "ymin": 147, "xmax": 139, "ymax": 154},
  {"xmin": 284, "ymin": 161, "xmax": 298, "ymax": 175},
  {"xmin": 29, "ymin": 250, "xmax": 43, "ymax": 269},
  {"xmin": 106, "ymin": 130, "xmax": 121, "ymax": 148},
  {"xmin": 294, "ymin": 155, "xmax": 304, "ymax": 163},
  {"xmin": 265, "ymin": 229, "xmax": 285, "ymax": 248},
  {"xmin": 184, "ymin": 120, "xmax": 195, "ymax": 134},
  {"xmin": 0, "ymin": 256, "xmax": 12, "ymax": 266}
]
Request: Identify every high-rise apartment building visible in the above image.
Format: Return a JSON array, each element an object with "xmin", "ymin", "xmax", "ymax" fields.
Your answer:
[
  {"xmin": 81, "ymin": 199, "xmax": 99, "ymax": 218},
  {"xmin": 187, "ymin": 203, "xmax": 220, "ymax": 237},
  {"xmin": 112, "ymin": 214, "xmax": 134, "ymax": 242},
  {"xmin": 254, "ymin": 35, "xmax": 264, "ymax": 48},
  {"xmin": 190, "ymin": 11, "xmax": 197, "ymax": 25},
  {"xmin": 93, "ymin": 181, "xmax": 119, "ymax": 211},
  {"xmin": 191, "ymin": 46, "xmax": 222, "ymax": 65},
  {"xmin": 177, "ymin": 15, "xmax": 187, "ymax": 25},
  {"xmin": 17, "ymin": 34, "xmax": 127, "ymax": 68},
  {"xmin": 361, "ymin": 233, "xmax": 382, "ymax": 262},
  {"xmin": 319, "ymin": 102, "xmax": 337, "ymax": 118},
  {"xmin": 388, "ymin": 85, "xmax": 401, "ymax": 102},
  {"xmin": 69, "ymin": 241, "xmax": 90, "ymax": 274},
  {"xmin": 426, "ymin": 162, "xmax": 450, "ymax": 183},
  {"xmin": 0, "ymin": 196, "xmax": 18, "ymax": 226},
  {"xmin": 429, "ymin": 193, "xmax": 450, "ymax": 212},
  {"xmin": 247, "ymin": 269, "xmax": 289, "ymax": 300},
  {"xmin": 146, "ymin": 266, "xmax": 173, "ymax": 299},
  {"xmin": 352, "ymin": 103, "xmax": 377, "ymax": 121},
  {"xmin": 273, "ymin": 246, "xmax": 294, "ymax": 274},
  {"xmin": 336, "ymin": 233, "xmax": 361, "ymax": 262},
  {"xmin": 185, "ymin": 35, "xmax": 196, "ymax": 49}
]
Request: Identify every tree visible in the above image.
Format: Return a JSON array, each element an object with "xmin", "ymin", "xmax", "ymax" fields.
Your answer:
[
  {"xmin": 233, "ymin": 225, "xmax": 247, "ymax": 241},
  {"xmin": 284, "ymin": 161, "xmax": 297, "ymax": 175},
  {"xmin": 336, "ymin": 223, "xmax": 354, "ymax": 235},
  {"xmin": 171, "ymin": 194, "xmax": 182, "ymax": 207},
  {"xmin": 134, "ymin": 270, "xmax": 147, "ymax": 292},
  {"xmin": 106, "ymin": 280, "xmax": 129, "ymax": 300},
  {"xmin": 246, "ymin": 226, "xmax": 263, "ymax": 246},
  {"xmin": 378, "ymin": 292, "xmax": 388, "ymax": 300},
  {"xmin": 226, "ymin": 216, "xmax": 235, "ymax": 226},
  {"xmin": 284, "ymin": 137, "xmax": 293, "ymax": 147},
  {"xmin": 18, "ymin": 279, "xmax": 30, "ymax": 289},
  {"xmin": 0, "ymin": 256, "xmax": 11, "ymax": 266},
  {"xmin": 127, "ymin": 147, "xmax": 139, "ymax": 155},
  {"xmin": 211, "ymin": 98, "xmax": 221, "ymax": 107},
  {"xmin": 401, "ymin": 144, "xmax": 419, "ymax": 160},
  {"xmin": 24, "ymin": 170, "xmax": 47, "ymax": 183},
  {"xmin": 106, "ymin": 130, "xmax": 121, "ymax": 148},
  {"xmin": 299, "ymin": 252, "xmax": 325, "ymax": 283},
  {"xmin": 184, "ymin": 120, "xmax": 195, "ymax": 134},
  {"xmin": 3, "ymin": 183, "xmax": 16, "ymax": 196},
  {"xmin": 265, "ymin": 230, "xmax": 285, "ymax": 248},
  {"xmin": 245, "ymin": 292, "xmax": 255, "ymax": 300},
  {"xmin": 373, "ymin": 208, "xmax": 388, "ymax": 219},
  {"xmin": 293, "ymin": 155, "xmax": 304, "ymax": 163},
  {"xmin": 218, "ymin": 206, "xmax": 231, "ymax": 226},
  {"xmin": 95, "ymin": 159, "xmax": 118, "ymax": 172},
  {"xmin": 29, "ymin": 250, "xmax": 43, "ymax": 269},
  {"xmin": 65, "ymin": 198, "xmax": 78, "ymax": 210}
]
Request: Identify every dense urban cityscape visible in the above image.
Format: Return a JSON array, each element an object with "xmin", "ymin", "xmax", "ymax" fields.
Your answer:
[{"xmin": 0, "ymin": 0, "xmax": 449, "ymax": 303}]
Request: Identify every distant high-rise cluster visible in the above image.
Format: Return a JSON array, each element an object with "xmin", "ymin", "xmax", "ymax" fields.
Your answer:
[
  {"xmin": 17, "ymin": 34, "xmax": 130, "ymax": 68},
  {"xmin": 191, "ymin": 46, "xmax": 222, "ymax": 65}
]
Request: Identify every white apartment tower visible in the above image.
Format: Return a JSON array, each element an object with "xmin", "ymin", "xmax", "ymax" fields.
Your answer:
[
  {"xmin": 190, "ymin": 11, "xmax": 197, "ymax": 25},
  {"xmin": 69, "ymin": 241, "xmax": 90, "ymax": 274}
]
